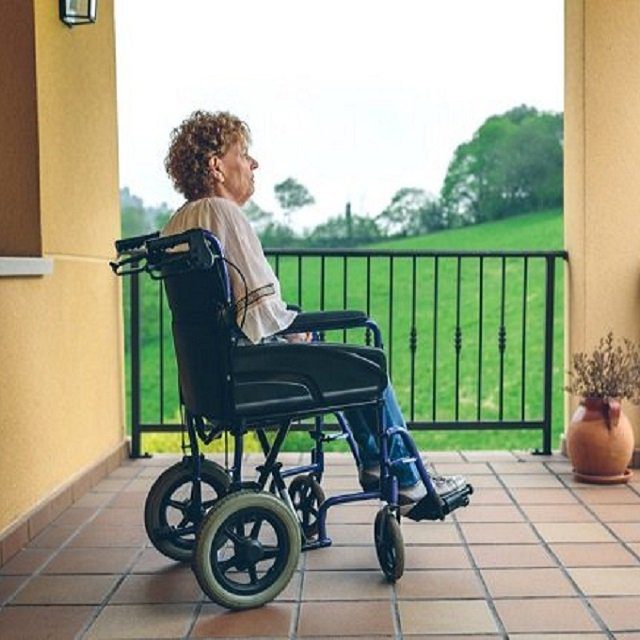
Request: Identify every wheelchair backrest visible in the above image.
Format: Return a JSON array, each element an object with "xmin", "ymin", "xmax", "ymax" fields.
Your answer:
[{"xmin": 112, "ymin": 229, "xmax": 236, "ymax": 422}]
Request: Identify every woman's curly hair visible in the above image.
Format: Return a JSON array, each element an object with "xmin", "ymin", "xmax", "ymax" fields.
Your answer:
[{"xmin": 164, "ymin": 110, "xmax": 251, "ymax": 201}]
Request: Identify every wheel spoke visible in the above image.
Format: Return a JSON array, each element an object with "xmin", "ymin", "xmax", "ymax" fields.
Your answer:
[
  {"xmin": 202, "ymin": 499, "xmax": 217, "ymax": 509},
  {"xmin": 248, "ymin": 564, "xmax": 259, "ymax": 584},
  {"xmin": 223, "ymin": 526, "xmax": 243, "ymax": 545},
  {"xmin": 176, "ymin": 514, "xmax": 191, "ymax": 528},
  {"xmin": 261, "ymin": 545, "xmax": 280, "ymax": 560},
  {"xmin": 249, "ymin": 518, "xmax": 263, "ymax": 539},
  {"xmin": 167, "ymin": 499, "xmax": 188, "ymax": 512},
  {"xmin": 218, "ymin": 556, "xmax": 237, "ymax": 574}
]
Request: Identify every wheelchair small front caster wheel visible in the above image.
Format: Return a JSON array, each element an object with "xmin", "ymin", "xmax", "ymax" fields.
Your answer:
[
  {"xmin": 144, "ymin": 459, "xmax": 230, "ymax": 563},
  {"xmin": 288, "ymin": 473, "xmax": 325, "ymax": 538},
  {"xmin": 193, "ymin": 490, "xmax": 301, "ymax": 610},
  {"xmin": 374, "ymin": 506, "xmax": 404, "ymax": 582}
]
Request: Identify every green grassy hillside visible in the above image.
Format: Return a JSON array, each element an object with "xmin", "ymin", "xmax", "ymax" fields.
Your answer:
[{"xmin": 131, "ymin": 208, "xmax": 565, "ymax": 454}]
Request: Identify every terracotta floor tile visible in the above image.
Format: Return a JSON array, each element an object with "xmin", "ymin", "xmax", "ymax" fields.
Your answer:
[
  {"xmin": 0, "ymin": 605, "xmax": 95, "ymax": 640},
  {"xmin": 469, "ymin": 544, "xmax": 554, "ymax": 568},
  {"xmin": 325, "ymin": 504, "xmax": 378, "ymax": 524},
  {"xmin": 590, "ymin": 596, "xmax": 640, "ymax": 631},
  {"xmin": 404, "ymin": 545, "xmax": 472, "ymax": 570},
  {"xmin": 501, "ymin": 474, "xmax": 564, "ymax": 489},
  {"xmin": 191, "ymin": 602, "xmax": 293, "ymax": 637},
  {"xmin": 509, "ymin": 488, "xmax": 578, "ymax": 504},
  {"xmin": 455, "ymin": 505, "xmax": 524, "ymax": 523},
  {"xmin": 395, "ymin": 569, "xmax": 484, "ymax": 599},
  {"xmin": 398, "ymin": 599, "xmax": 497, "ymax": 635},
  {"xmin": 466, "ymin": 488, "xmax": 512, "ymax": 505},
  {"xmin": 324, "ymin": 524, "xmax": 373, "ymax": 545},
  {"xmin": 574, "ymin": 487, "xmax": 640, "ymax": 504},
  {"xmin": 520, "ymin": 503, "xmax": 595, "ymax": 522},
  {"xmin": 68, "ymin": 524, "xmax": 147, "ymax": 548},
  {"xmin": 302, "ymin": 570, "xmax": 392, "ymax": 600},
  {"xmin": 567, "ymin": 567, "xmax": 640, "ymax": 595},
  {"xmin": 109, "ymin": 490, "xmax": 147, "ymax": 508},
  {"xmin": 131, "ymin": 547, "xmax": 189, "ymax": 573},
  {"xmin": 510, "ymin": 635, "xmax": 608, "ymax": 639},
  {"xmin": 43, "ymin": 547, "xmax": 140, "ymax": 574},
  {"xmin": 52, "ymin": 506, "xmax": 98, "ymax": 527},
  {"xmin": 461, "ymin": 475, "xmax": 502, "ymax": 488},
  {"xmin": 494, "ymin": 597, "xmax": 600, "ymax": 633},
  {"xmin": 462, "ymin": 450, "xmax": 518, "ymax": 461},
  {"xmin": 91, "ymin": 478, "xmax": 130, "ymax": 493},
  {"xmin": 124, "ymin": 478, "xmax": 156, "ymax": 492},
  {"xmin": 423, "ymin": 451, "xmax": 466, "ymax": 462},
  {"xmin": 275, "ymin": 571, "xmax": 302, "ymax": 601},
  {"xmin": 491, "ymin": 462, "xmax": 550, "ymax": 475},
  {"xmin": 297, "ymin": 600, "xmax": 394, "ymax": 636},
  {"xmin": 85, "ymin": 603, "xmax": 197, "ymax": 639},
  {"xmin": 0, "ymin": 549, "xmax": 53, "ymax": 575},
  {"xmin": 481, "ymin": 567, "xmax": 577, "ymax": 597},
  {"xmin": 92, "ymin": 507, "xmax": 145, "ymax": 527},
  {"xmin": 73, "ymin": 492, "xmax": 114, "ymax": 508},
  {"xmin": 533, "ymin": 522, "xmax": 615, "ymax": 543},
  {"xmin": 609, "ymin": 522, "xmax": 640, "ymax": 542},
  {"xmin": 110, "ymin": 571, "xmax": 203, "ymax": 603},
  {"xmin": 432, "ymin": 462, "xmax": 492, "ymax": 475},
  {"xmin": 0, "ymin": 575, "xmax": 27, "ymax": 604},
  {"xmin": 460, "ymin": 522, "xmax": 538, "ymax": 544},
  {"xmin": 304, "ymin": 545, "xmax": 379, "ymax": 571},
  {"xmin": 27, "ymin": 525, "xmax": 76, "ymax": 549},
  {"xmin": 616, "ymin": 634, "xmax": 640, "ymax": 640},
  {"xmin": 11, "ymin": 574, "xmax": 117, "ymax": 604},
  {"xmin": 550, "ymin": 542, "xmax": 639, "ymax": 567},
  {"xmin": 589, "ymin": 504, "xmax": 640, "ymax": 522},
  {"xmin": 402, "ymin": 522, "xmax": 461, "ymax": 545}
]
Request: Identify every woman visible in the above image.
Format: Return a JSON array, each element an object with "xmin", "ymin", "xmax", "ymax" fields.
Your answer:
[{"xmin": 162, "ymin": 110, "xmax": 464, "ymax": 513}]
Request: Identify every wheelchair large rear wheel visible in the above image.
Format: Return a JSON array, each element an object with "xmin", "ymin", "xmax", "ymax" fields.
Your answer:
[
  {"xmin": 144, "ymin": 459, "xmax": 230, "ymax": 563},
  {"xmin": 374, "ymin": 506, "xmax": 404, "ymax": 582},
  {"xmin": 193, "ymin": 490, "xmax": 301, "ymax": 610},
  {"xmin": 288, "ymin": 473, "xmax": 325, "ymax": 539}
]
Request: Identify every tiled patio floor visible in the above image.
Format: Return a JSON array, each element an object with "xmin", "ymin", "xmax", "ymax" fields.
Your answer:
[{"xmin": 2, "ymin": 451, "xmax": 640, "ymax": 639}]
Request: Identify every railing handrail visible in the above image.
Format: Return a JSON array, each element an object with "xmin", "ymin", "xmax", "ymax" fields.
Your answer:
[{"xmin": 265, "ymin": 247, "xmax": 569, "ymax": 259}]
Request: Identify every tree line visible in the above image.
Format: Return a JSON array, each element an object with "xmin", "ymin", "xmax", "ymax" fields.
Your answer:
[{"xmin": 121, "ymin": 105, "xmax": 563, "ymax": 246}]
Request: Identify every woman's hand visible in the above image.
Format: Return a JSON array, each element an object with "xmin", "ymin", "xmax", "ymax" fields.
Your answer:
[{"xmin": 284, "ymin": 332, "xmax": 312, "ymax": 343}]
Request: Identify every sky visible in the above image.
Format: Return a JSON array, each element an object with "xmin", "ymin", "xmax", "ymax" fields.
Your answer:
[{"xmin": 114, "ymin": 0, "xmax": 563, "ymax": 231}]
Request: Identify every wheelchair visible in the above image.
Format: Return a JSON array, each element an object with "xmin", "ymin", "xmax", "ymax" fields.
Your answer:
[{"xmin": 111, "ymin": 228, "xmax": 474, "ymax": 610}]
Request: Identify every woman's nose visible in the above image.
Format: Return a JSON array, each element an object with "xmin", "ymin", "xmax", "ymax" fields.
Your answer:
[{"xmin": 251, "ymin": 157, "xmax": 259, "ymax": 170}]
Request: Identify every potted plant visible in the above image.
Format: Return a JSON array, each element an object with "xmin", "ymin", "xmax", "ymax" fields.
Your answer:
[{"xmin": 565, "ymin": 332, "xmax": 640, "ymax": 484}]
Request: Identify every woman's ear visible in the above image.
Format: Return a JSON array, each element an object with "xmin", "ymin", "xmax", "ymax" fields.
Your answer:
[{"xmin": 209, "ymin": 156, "xmax": 225, "ymax": 183}]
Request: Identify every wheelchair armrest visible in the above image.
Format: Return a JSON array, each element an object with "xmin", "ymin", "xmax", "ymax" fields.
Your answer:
[{"xmin": 278, "ymin": 310, "xmax": 369, "ymax": 334}]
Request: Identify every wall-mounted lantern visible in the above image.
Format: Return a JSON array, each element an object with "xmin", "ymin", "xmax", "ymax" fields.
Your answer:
[{"xmin": 59, "ymin": 0, "xmax": 97, "ymax": 27}]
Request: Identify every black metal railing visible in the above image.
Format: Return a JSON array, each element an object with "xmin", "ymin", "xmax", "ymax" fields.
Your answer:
[{"xmin": 125, "ymin": 248, "xmax": 567, "ymax": 457}]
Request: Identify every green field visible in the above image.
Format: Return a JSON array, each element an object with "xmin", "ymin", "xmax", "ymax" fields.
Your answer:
[{"xmin": 126, "ymin": 208, "xmax": 565, "ymax": 454}]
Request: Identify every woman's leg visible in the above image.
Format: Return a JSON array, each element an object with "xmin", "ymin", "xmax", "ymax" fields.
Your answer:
[{"xmin": 342, "ymin": 383, "xmax": 420, "ymax": 488}]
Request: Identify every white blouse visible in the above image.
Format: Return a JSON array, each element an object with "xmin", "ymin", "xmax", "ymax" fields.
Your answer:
[{"xmin": 161, "ymin": 197, "xmax": 297, "ymax": 343}]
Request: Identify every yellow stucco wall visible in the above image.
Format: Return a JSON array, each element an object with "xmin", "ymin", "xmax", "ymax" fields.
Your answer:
[
  {"xmin": 565, "ymin": 0, "xmax": 640, "ymax": 444},
  {"xmin": 0, "ymin": 1, "xmax": 124, "ymax": 535}
]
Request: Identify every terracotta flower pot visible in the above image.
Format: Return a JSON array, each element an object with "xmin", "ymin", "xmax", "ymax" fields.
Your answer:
[{"xmin": 567, "ymin": 397, "xmax": 634, "ymax": 484}]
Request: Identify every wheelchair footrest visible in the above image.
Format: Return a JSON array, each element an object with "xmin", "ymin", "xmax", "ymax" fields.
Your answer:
[{"xmin": 404, "ymin": 484, "xmax": 474, "ymax": 522}]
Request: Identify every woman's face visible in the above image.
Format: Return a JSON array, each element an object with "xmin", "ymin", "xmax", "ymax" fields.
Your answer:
[{"xmin": 211, "ymin": 139, "xmax": 259, "ymax": 206}]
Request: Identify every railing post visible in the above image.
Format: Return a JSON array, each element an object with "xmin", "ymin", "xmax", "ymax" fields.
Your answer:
[
  {"xmin": 130, "ymin": 269, "xmax": 142, "ymax": 458},
  {"xmin": 538, "ymin": 255, "xmax": 556, "ymax": 455}
]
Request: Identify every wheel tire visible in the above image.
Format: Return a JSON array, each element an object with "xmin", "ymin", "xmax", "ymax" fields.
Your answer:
[
  {"xmin": 144, "ymin": 459, "xmax": 230, "ymax": 563},
  {"xmin": 288, "ymin": 474, "xmax": 325, "ymax": 539},
  {"xmin": 193, "ymin": 490, "xmax": 301, "ymax": 610},
  {"xmin": 374, "ymin": 506, "xmax": 404, "ymax": 582}
]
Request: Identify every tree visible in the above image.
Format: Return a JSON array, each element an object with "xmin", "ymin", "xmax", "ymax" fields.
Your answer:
[
  {"xmin": 243, "ymin": 199, "xmax": 274, "ymax": 234},
  {"xmin": 377, "ymin": 188, "xmax": 445, "ymax": 236},
  {"xmin": 440, "ymin": 105, "xmax": 563, "ymax": 225},
  {"xmin": 274, "ymin": 177, "xmax": 315, "ymax": 225},
  {"xmin": 306, "ymin": 212, "xmax": 381, "ymax": 247}
]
